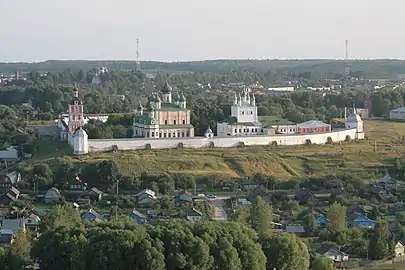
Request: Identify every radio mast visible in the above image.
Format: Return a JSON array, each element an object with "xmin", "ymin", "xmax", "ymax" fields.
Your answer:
[{"xmin": 136, "ymin": 38, "xmax": 141, "ymax": 72}]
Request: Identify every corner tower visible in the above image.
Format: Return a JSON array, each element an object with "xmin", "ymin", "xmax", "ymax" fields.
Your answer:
[{"xmin": 68, "ymin": 87, "xmax": 85, "ymax": 133}]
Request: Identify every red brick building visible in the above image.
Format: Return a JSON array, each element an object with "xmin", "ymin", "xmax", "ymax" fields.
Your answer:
[{"xmin": 297, "ymin": 120, "xmax": 331, "ymax": 134}]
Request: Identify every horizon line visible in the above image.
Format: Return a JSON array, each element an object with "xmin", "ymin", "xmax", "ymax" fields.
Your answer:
[{"xmin": 1, "ymin": 58, "xmax": 405, "ymax": 64}]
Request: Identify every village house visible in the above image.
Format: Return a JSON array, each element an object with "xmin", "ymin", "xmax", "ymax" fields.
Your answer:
[
  {"xmin": 350, "ymin": 215, "xmax": 376, "ymax": 229},
  {"xmin": 0, "ymin": 171, "xmax": 21, "ymax": 189},
  {"xmin": 0, "ymin": 187, "xmax": 20, "ymax": 206},
  {"xmin": 186, "ymin": 208, "xmax": 203, "ymax": 221},
  {"xmin": 135, "ymin": 189, "xmax": 157, "ymax": 205},
  {"xmin": 174, "ymin": 191, "xmax": 193, "ymax": 204},
  {"xmin": 0, "ymin": 219, "xmax": 26, "ymax": 243},
  {"xmin": 394, "ymin": 241, "xmax": 405, "ymax": 258},
  {"xmin": 81, "ymin": 209, "xmax": 104, "ymax": 223},
  {"xmin": 44, "ymin": 187, "xmax": 62, "ymax": 204},
  {"xmin": 0, "ymin": 147, "xmax": 19, "ymax": 168},
  {"xmin": 130, "ymin": 209, "xmax": 147, "ymax": 224},
  {"xmin": 316, "ymin": 244, "xmax": 349, "ymax": 263},
  {"xmin": 79, "ymin": 187, "xmax": 104, "ymax": 203},
  {"xmin": 377, "ymin": 174, "xmax": 398, "ymax": 190}
]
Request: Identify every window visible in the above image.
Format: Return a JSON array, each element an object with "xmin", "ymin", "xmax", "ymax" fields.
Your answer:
[
  {"xmin": 251, "ymin": 111, "xmax": 253, "ymax": 114},
  {"xmin": 174, "ymin": 120, "xmax": 176, "ymax": 125},
  {"xmin": 135, "ymin": 130, "xmax": 138, "ymax": 135},
  {"xmin": 239, "ymin": 129, "xmax": 242, "ymax": 133},
  {"xmin": 74, "ymin": 101, "xmax": 78, "ymax": 105},
  {"xmin": 169, "ymin": 133, "xmax": 171, "ymax": 138},
  {"xmin": 146, "ymin": 132, "xmax": 149, "ymax": 137},
  {"xmin": 178, "ymin": 132, "xmax": 180, "ymax": 137},
  {"xmin": 151, "ymin": 132, "xmax": 154, "ymax": 137},
  {"xmin": 261, "ymin": 129, "xmax": 263, "ymax": 132},
  {"xmin": 235, "ymin": 129, "xmax": 237, "ymax": 133},
  {"xmin": 255, "ymin": 128, "xmax": 257, "ymax": 132},
  {"xmin": 182, "ymin": 120, "xmax": 185, "ymax": 124},
  {"xmin": 242, "ymin": 111, "xmax": 245, "ymax": 115},
  {"xmin": 165, "ymin": 120, "xmax": 168, "ymax": 125},
  {"xmin": 74, "ymin": 106, "xmax": 78, "ymax": 113},
  {"xmin": 173, "ymin": 132, "xmax": 176, "ymax": 137},
  {"xmin": 164, "ymin": 133, "xmax": 167, "ymax": 138},
  {"xmin": 159, "ymin": 133, "xmax": 162, "ymax": 138}
]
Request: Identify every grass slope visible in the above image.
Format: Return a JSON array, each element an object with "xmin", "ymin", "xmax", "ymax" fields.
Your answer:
[{"xmin": 32, "ymin": 120, "xmax": 405, "ymax": 180}]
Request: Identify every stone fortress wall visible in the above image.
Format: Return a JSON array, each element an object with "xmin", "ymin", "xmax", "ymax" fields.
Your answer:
[{"xmin": 71, "ymin": 128, "xmax": 361, "ymax": 154}]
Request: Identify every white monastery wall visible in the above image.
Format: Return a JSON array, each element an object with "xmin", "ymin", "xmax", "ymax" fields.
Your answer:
[{"xmin": 85, "ymin": 129, "xmax": 358, "ymax": 153}]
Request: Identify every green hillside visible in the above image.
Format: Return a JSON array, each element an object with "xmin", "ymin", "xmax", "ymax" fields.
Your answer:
[{"xmin": 27, "ymin": 119, "xmax": 405, "ymax": 180}]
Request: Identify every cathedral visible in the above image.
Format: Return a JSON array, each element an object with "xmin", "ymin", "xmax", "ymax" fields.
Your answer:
[
  {"xmin": 133, "ymin": 82, "xmax": 194, "ymax": 138},
  {"xmin": 217, "ymin": 88, "xmax": 273, "ymax": 137}
]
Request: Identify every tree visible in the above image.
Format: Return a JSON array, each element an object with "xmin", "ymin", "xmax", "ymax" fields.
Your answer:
[
  {"xmin": 8, "ymin": 229, "xmax": 31, "ymax": 269},
  {"xmin": 32, "ymin": 163, "xmax": 54, "ymax": 187},
  {"xmin": 312, "ymin": 255, "xmax": 334, "ymax": 270},
  {"xmin": 233, "ymin": 205, "xmax": 250, "ymax": 225},
  {"xmin": 326, "ymin": 203, "xmax": 347, "ymax": 233},
  {"xmin": 261, "ymin": 233, "xmax": 310, "ymax": 270},
  {"xmin": 303, "ymin": 213, "xmax": 317, "ymax": 234},
  {"xmin": 250, "ymin": 196, "xmax": 273, "ymax": 238},
  {"xmin": 32, "ymin": 227, "xmax": 87, "ymax": 270},
  {"xmin": 40, "ymin": 204, "xmax": 83, "ymax": 232},
  {"xmin": 368, "ymin": 220, "xmax": 389, "ymax": 260}
]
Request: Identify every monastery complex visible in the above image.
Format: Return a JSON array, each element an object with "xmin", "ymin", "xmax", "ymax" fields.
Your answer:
[{"xmin": 57, "ymin": 84, "xmax": 365, "ymax": 155}]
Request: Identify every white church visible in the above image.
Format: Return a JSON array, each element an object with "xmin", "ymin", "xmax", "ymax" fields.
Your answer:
[{"xmin": 58, "ymin": 87, "xmax": 365, "ymax": 155}]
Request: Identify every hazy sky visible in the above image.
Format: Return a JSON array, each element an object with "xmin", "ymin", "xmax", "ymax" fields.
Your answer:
[{"xmin": 1, "ymin": 0, "xmax": 404, "ymax": 62}]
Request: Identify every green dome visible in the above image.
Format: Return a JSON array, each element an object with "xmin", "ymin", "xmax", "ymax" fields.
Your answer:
[
  {"xmin": 161, "ymin": 81, "xmax": 172, "ymax": 93},
  {"xmin": 155, "ymin": 95, "xmax": 161, "ymax": 102},
  {"xmin": 136, "ymin": 102, "xmax": 143, "ymax": 110},
  {"xmin": 179, "ymin": 93, "xmax": 186, "ymax": 102}
]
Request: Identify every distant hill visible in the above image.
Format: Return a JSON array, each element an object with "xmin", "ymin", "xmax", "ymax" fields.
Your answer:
[{"xmin": 1, "ymin": 59, "xmax": 405, "ymax": 78}]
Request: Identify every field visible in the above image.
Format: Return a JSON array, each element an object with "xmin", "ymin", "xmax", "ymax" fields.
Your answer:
[{"xmin": 30, "ymin": 120, "xmax": 405, "ymax": 180}]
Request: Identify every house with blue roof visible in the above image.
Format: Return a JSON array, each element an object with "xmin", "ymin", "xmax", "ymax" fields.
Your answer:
[
  {"xmin": 81, "ymin": 209, "xmax": 103, "ymax": 224},
  {"xmin": 316, "ymin": 216, "xmax": 328, "ymax": 227},
  {"xmin": 351, "ymin": 215, "xmax": 376, "ymax": 229},
  {"xmin": 131, "ymin": 209, "xmax": 147, "ymax": 224}
]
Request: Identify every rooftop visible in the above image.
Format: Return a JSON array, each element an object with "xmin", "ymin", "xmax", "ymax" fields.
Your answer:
[
  {"xmin": 297, "ymin": 120, "xmax": 330, "ymax": 129},
  {"xmin": 158, "ymin": 103, "xmax": 186, "ymax": 111}
]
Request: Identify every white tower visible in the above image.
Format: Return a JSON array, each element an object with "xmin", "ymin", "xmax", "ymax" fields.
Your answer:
[
  {"xmin": 251, "ymin": 94, "xmax": 256, "ymax": 106},
  {"xmin": 234, "ymin": 93, "xmax": 238, "ymax": 105},
  {"xmin": 73, "ymin": 127, "xmax": 89, "ymax": 155}
]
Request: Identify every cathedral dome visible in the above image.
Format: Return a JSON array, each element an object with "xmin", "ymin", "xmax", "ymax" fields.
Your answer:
[
  {"xmin": 161, "ymin": 81, "xmax": 172, "ymax": 93},
  {"xmin": 179, "ymin": 93, "xmax": 186, "ymax": 102}
]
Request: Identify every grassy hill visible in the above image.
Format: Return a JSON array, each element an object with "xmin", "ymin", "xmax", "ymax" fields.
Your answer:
[{"xmin": 30, "ymin": 119, "xmax": 405, "ymax": 180}]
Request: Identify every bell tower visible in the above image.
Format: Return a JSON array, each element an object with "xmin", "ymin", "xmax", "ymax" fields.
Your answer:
[{"xmin": 68, "ymin": 87, "xmax": 85, "ymax": 133}]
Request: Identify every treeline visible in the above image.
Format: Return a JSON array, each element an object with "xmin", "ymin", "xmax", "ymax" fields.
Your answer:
[
  {"xmin": 2, "ymin": 59, "xmax": 405, "ymax": 78},
  {"xmin": 0, "ymin": 201, "xmax": 316, "ymax": 270}
]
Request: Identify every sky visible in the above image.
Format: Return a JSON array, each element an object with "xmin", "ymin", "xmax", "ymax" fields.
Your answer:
[{"xmin": 1, "ymin": 0, "xmax": 404, "ymax": 62}]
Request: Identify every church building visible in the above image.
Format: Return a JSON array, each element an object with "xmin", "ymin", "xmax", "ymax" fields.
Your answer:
[
  {"xmin": 217, "ymin": 88, "xmax": 273, "ymax": 137},
  {"xmin": 133, "ymin": 82, "xmax": 194, "ymax": 138}
]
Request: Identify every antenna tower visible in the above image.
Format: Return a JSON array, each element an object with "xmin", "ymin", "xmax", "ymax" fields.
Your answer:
[
  {"xmin": 344, "ymin": 40, "xmax": 350, "ymax": 76},
  {"xmin": 136, "ymin": 38, "xmax": 141, "ymax": 71}
]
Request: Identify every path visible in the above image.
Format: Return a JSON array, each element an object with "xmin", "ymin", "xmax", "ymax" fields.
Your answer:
[{"xmin": 207, "ymin": 196, "xmax": 229, "ymax": 221}]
